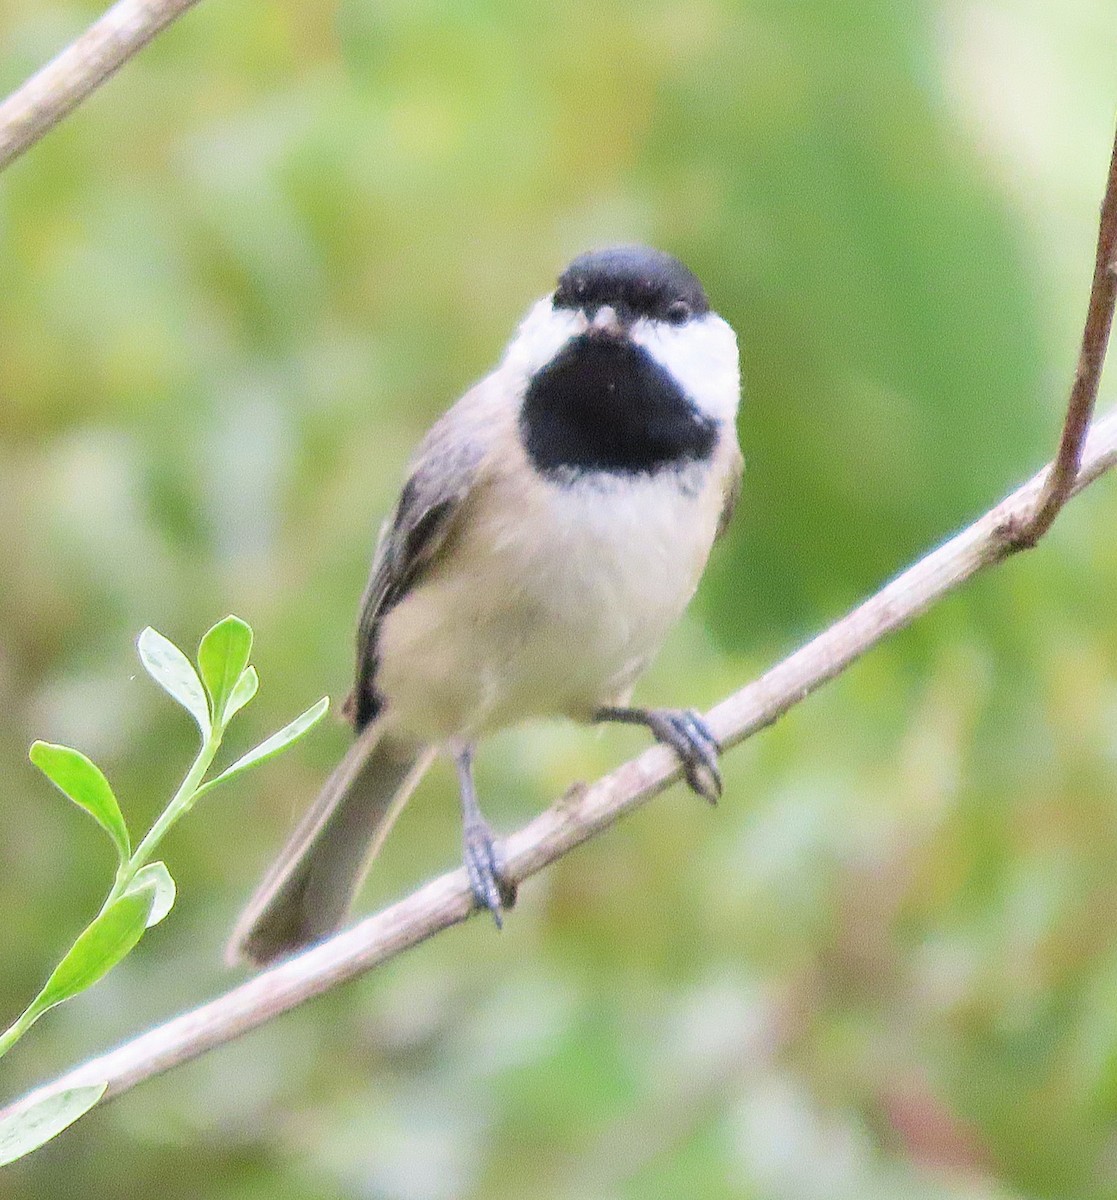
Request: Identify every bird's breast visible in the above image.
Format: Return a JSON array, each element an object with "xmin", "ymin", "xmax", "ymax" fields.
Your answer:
[{"xmin": 375, "ymin": 453, "xmax": 728, "ymax": 743}]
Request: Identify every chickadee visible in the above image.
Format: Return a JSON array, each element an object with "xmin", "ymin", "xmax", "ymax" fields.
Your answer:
[{"xmin": 230, "ymin": 245, "xmax": 742, "ymax": 966}]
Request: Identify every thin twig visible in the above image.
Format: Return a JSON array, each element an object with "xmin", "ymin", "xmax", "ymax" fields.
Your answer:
[
  {"xmin": 1006, "ymin": 121, "xmax": 1117, "ymax": 546},
  {"xmin": 0, "ymin": 0, "xmax": 203, "ymax": 173},
  {"xmin": 0, "ymin": 21, "xmax": 1114, "ymax": 1133},
  {"xmin": 2, "ymin": 406, "xmax": 1116, "ymax": 1123}
]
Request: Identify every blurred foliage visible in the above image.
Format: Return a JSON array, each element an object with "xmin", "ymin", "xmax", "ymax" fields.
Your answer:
[{"xmin": 1, "ymin": 0, "xmax": 1116, "ymax": 1195}]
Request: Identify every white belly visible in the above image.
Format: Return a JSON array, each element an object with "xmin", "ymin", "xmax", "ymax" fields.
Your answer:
[{"xmin": 375, "ymin": 462, "xmax": 724, "ymax": 744}]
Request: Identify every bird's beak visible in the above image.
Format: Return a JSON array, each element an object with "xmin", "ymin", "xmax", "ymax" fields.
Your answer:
[{"xmin": 588, "ymin": 305, "xmax": 627, "ymax": 340}]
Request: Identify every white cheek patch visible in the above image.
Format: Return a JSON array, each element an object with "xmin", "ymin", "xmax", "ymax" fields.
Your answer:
[
  {"xmin": 501, "ymin": 299, "xmax": 741, "ymax": 430},
  {"xmin": 501, "ymin": 299, "xmax": 583, "ymax": 382},
  {"xmin": 632, "ymin": 314, "xmax": 741, "ymax": 425}
]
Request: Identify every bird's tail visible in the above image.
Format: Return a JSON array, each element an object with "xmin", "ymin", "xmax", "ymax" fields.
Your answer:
[{"xmin": 227, "ymin": 720, "xmax": 434, "ymax": 967}]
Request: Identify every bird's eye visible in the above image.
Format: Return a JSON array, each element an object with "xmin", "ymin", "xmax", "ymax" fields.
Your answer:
[{"xmin": 665, "ymin": 300, "xmax": 691, "ymax": 325}]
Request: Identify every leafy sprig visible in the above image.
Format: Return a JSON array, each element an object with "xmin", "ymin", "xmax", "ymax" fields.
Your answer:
[{"xmin": 0, "ymin": 616, "xmax": 327, "ymax": 1165}]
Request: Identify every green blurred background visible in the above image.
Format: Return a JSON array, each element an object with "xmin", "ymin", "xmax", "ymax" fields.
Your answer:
[{"xmin": 2, "ymin": 0, "xmax": 1116, "ymax": 1195}]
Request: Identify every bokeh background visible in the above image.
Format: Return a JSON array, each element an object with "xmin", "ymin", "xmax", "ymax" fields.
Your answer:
[{"xmin": 2, "ymin": 0, "xmax": 1116, "ymax": 1195}]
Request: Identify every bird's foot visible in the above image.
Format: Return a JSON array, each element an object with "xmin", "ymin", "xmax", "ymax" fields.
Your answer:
[
  {"xmin": 596, "ymin": 706, "xmax": 722, "ymax": 803},
  {"xmin": 463, "ymin": 818, "xmax": 517, "ymax": 928}
]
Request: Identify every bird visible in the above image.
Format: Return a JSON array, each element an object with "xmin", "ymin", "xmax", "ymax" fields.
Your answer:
[{"xmin": 229, "ymin": 244, "xmax": 742, "ymax": 966}]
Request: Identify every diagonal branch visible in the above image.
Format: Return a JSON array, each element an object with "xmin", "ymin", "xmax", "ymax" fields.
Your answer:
[
  {"xmin": 0, "ymin": 0, "xmax": 203, "ymax": 173},
  {"xmin": 1, "ymin": 28, "xmax": 1116, "ymax": 1138},
  {"xmin": 2, "ymin": 405, "xmax": 1116, "ymax": 1122},
  {"xmin": 1007, "ymin": 119, "xmax": 1117, "ymax": 546}
]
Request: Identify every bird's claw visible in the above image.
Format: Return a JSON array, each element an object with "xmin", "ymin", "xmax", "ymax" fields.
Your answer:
[
  {"xmin": 463, "ymin": 819, "xmax": 516, "ymax": 927},
  {"xmin": 648, "ymin": 708, "xmax": 723, "ymax": 803}
]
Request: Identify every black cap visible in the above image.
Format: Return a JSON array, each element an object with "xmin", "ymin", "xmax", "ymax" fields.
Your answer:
[{"xmin": 553, "ymin": 245, "xmax": 710, "ymax": 325}]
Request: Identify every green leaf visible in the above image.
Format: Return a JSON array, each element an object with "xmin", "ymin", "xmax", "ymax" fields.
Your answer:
[
  {"xmin": 197, "ymin": 616, "xmax": 253, "ymax": 727},
  {"xmin": 137, "ymin": 628, "xmax": 210, "ymax": 738},
  {"xmin": 127, "ymin": 862, "xmax": 176, "ymax": 927},
  {"xmin": 28, "ymin": 742, "xmax": 130, "ymax": 863},
  {"xmin": 223, "ymin": 666, "xmax": 259, "ymax": 724},
  {"xmin": 208, "ymin": 697, "xmax": 329, "ymax": 788},
  {"xmin": 25, "ymin": 888, "xmax": 155, "ymax": 1024},
  {"xmin": 0, "ymin": 1084, "xmax": 108, "ymax": 1166}
]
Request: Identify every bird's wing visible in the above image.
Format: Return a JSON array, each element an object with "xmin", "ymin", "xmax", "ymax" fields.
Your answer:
[
  {"xmin": 715, "ymin": 443, "xmax": 744, "ymax": 541},
  {"xmin": 345, "ymin": 388, "xmax": 493, "ymax": 728}
]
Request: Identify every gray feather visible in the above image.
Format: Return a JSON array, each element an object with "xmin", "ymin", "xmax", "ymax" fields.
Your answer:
[
  {"xmin": 350, "ymin": 386, "xmax": 493, "ymax": 727},
  {"xmin": 227, "ymin": 721, "xmax": 433, "ymax": 966}
]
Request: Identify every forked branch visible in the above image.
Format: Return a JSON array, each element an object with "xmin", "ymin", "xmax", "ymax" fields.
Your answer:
[
  {"xmin": 1007, "ymin": 121, "xmax": 1117, "ymax": 545},
  {"xmin": 1, "ymin": 406, "xmax": 1115, "ymax": 1121},
  {"xmin": 1, "ymin": 26, "xmax": 1116, "ymax": 1154}
]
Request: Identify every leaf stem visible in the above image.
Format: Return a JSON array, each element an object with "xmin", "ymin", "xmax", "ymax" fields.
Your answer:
[
  {"xmin": 113, "ymin": 735, "xmax": 221, "ymax": 900},
  {"xmin": 0, "ymin": 1011, "xmax": 35, "ymax": 1060}
]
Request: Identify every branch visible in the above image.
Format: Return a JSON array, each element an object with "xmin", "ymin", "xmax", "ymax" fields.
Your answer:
[
  {"xmin": 3, "ymin": 406, "xmax": 1116, "ymax": 1122},
  {"xmin": 0, "ymin": 0, "xmax": 203, "ymax": 173},
  {"xmin": 2, "ymin": 50, "xmax": 1116, "ymax": 1138},
  {"xmin": 1007, "ymin": 120, "xmax": 1117, "ymax": 546}
]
